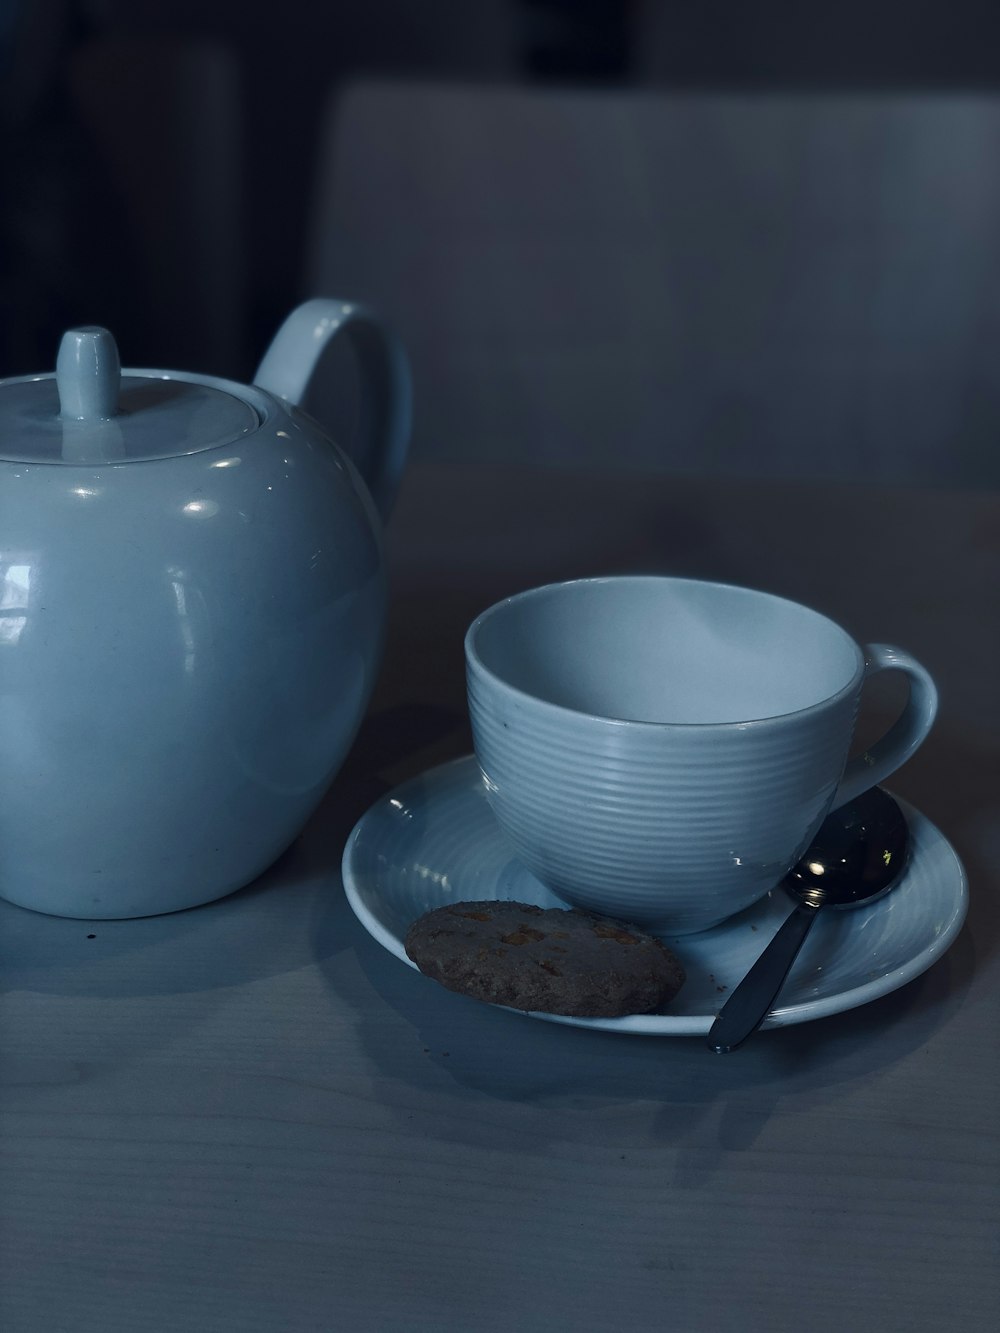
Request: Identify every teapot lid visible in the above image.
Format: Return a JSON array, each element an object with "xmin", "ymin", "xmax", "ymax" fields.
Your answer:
[{"xmin": 0, "ymin": 327, "xmax": 259, "ymax": 465}]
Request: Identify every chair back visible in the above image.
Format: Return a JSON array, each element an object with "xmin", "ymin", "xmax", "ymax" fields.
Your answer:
[{"xmin": 305, "ymin": 80, "xmax": 1000, "ymax": 484}]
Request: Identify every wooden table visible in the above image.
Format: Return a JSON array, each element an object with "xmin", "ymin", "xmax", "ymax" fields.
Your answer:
[{"xmin": 2, "ymin": 464, "xmax": 997, "ymax": 1331}]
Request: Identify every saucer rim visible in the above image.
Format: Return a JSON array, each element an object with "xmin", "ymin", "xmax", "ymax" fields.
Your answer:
[{"xmin": 341, "ymin": 754, "xmax": 969, "ymax": 1036}]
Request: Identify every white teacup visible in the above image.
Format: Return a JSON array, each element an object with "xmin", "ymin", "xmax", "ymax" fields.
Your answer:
[{"xmin": 465, "ymin": 576, "xmax": 937, "ymax": 935}]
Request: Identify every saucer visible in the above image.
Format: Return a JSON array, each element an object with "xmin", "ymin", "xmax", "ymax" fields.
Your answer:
[{"xmin": 341, "ymin": 756, "xmax": 968, "ymax": 1035}]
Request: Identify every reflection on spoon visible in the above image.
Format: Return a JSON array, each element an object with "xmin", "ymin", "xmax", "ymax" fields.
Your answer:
[{"xmin": 707, "ymin": 786, "xmax": 909, "ymax": 1053}]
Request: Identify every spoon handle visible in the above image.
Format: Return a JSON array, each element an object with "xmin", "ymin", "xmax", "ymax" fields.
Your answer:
[{"xmin": 707, "ymin": 902, "xmax": 820, "ymax": 1053}]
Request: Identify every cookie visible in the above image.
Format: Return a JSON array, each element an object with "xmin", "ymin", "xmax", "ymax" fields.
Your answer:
[{"xmin": 403, "ymin": 900, "xmax": 685, "ymax": 1017}]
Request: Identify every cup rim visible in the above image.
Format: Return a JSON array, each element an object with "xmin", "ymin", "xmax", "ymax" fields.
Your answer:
[{"xmin": 464, "ymin": 574, "xmax": 865, "ymax": 731}]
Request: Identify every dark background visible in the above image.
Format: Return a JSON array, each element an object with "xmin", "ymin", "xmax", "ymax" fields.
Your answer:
[{"xmin": 3, "ymin": 0, "xmax": 1000, "ymax": 429}]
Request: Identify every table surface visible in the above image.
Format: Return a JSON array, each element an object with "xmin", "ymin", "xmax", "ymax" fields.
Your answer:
[{"xmin": 2, "ymin": 463, "xmax": 998, "ymax": 1333}]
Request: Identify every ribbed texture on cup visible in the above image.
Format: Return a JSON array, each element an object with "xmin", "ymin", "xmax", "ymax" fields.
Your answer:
[{"xmin": 468, "ymin": 663, "xmax": 860, "ymax": 934}]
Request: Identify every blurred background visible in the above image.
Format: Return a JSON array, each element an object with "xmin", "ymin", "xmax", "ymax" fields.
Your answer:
[{"xmin": 3, "ymin": 0, "xmax": 1000, "ymax": 482}]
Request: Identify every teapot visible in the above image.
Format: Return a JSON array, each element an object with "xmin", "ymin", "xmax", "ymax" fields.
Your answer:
[{"xmin": 0, "ymin": 299, "xmax": 411, "ymax": 918}]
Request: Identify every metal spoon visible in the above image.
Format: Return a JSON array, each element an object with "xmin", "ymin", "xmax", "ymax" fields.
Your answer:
[{"xmin": 707, "ymin": 786, "xmax": 909, "ymax": 1053}]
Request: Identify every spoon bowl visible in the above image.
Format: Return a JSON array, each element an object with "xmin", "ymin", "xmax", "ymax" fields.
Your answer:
[{"xmin": 708, "ymin": 786, "xmax": 909, "ymax": 1052}]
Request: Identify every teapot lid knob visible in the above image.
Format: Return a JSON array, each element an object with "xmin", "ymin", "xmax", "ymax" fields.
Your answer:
[{"xmin": 56, "ymin": 326, "xmax": 121, "ymax": 421}]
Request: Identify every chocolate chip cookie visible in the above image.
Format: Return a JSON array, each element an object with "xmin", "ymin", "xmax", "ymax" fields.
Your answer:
[{"xmin": 404, "ymin": 900, "xmax": 685, "ymax": 1017}]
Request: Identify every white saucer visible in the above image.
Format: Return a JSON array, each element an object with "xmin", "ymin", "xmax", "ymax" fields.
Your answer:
[{"xmin": 341, "ymin": 755, "xmax": 968, "ymax": 1035}]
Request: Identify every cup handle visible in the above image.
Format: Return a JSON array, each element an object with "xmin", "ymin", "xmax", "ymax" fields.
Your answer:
[
  {"xmin": 830, "ymin": 644, "xmax": 938, "ymax": 810},
  {"xmin": 254, "ymin": 297, "xmax": 412, "ymax": 522}
]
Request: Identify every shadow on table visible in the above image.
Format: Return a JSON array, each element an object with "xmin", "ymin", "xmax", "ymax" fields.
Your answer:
[{"xmin": 337, "ymin": 907, "xmax": 976, "ymax": 1184}]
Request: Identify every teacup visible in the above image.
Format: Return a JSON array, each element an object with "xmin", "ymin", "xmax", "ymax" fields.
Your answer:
[{"xmin": 465, "ymin": 576, "xmax": 937, "ymax": 935}]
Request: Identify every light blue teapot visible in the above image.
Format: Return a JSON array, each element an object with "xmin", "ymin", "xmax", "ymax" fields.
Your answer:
[{"xmin": 0, "ymin": 300, "xmax": 411, "ymax": 917}]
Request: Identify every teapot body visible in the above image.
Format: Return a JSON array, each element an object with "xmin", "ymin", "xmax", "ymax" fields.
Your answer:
[{"xmin": 0, "ymin": 388, "xmax": 386, "ymax": 917}]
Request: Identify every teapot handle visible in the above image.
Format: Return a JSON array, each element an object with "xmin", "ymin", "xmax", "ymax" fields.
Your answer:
[{"xmin": 253, "ymin": 298, "xmax": 412, "ymax": 521}]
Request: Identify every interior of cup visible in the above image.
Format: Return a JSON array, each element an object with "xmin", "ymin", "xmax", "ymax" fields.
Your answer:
[{"xmin": 469, "ymin": 577, "xmax": 862, "ymax": 725}]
